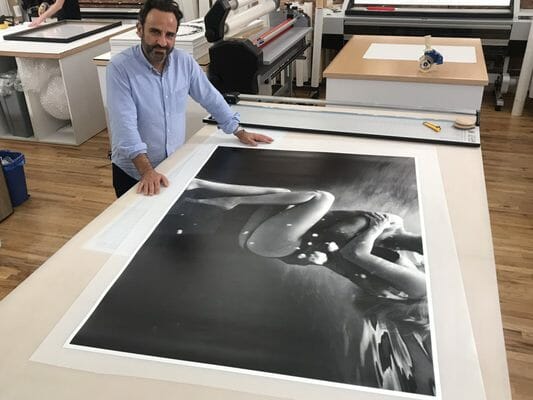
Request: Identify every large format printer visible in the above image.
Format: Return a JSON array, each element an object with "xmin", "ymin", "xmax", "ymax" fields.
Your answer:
[
  {"xmin": 204, "ymin": 0, "xmax": 311, "ymax": 95},
  {"xmin": 323, "ymin": 0, "xmax": 514, "ymax": 46}
]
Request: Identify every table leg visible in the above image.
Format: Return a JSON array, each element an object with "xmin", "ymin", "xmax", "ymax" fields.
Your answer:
[{"xmin": 512, "ymin": 20, "xmax": 533, "ymax": 116}]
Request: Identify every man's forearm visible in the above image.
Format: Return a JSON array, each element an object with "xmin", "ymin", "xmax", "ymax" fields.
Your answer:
[
  {"xmin": 353, "ymin": 253, "xmax": 427, "ymax": 298},
  {"xmin": 132, "ymin": 153, "xmax": 154, "ymax": 177},
  {"xmin": 380, "ymin": 231, "xmax": 423, "ymax": 253}
]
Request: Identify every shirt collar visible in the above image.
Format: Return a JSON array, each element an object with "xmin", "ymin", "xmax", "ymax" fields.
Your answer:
[{"xmin": 134, "ymin": 44, "xmax": 173, "ymax": 74}]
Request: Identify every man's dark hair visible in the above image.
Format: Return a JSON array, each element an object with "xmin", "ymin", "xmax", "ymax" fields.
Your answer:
[{"xmin": 138, "ymin": 0, "xmax": 183, "ymax": 27}]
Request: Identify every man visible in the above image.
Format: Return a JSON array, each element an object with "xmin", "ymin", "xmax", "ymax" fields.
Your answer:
[
  {"xmin": 107, "ymin": 0, "xmax": 273, "ymax": 197},
  {"xmin": 29, "ymin": 0, "xmax": 81, "ymax": 27}
]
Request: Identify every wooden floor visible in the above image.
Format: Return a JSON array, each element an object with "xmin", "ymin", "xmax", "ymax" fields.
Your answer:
[{"xmin": 0, "ymin": 94, "xmax": 531, "ymax": 399}]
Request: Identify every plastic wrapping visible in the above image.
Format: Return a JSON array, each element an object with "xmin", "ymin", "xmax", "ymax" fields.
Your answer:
[
  {"xmin": 40, "ymin": 75, "xmax": 70, "ymax": 120},
  {"xmin": 17, "ymin": 58, "xmax": 61, "ymax": 93},
  {"xmin": 0, "ymin": 71, "xmax": 17, "ymax": 97}
]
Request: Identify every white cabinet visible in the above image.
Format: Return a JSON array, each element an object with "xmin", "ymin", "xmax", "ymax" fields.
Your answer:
[
  {"xmin": 0, "ymin": 23, "xmax": 133, "ymax": 145},
  {"xmin": 324, "ymin": 35, "xmax": 489, "ymax": 114}
]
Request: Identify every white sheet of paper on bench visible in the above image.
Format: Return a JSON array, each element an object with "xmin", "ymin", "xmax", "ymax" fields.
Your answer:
[{"xmin": 363, "ymin": 44, "xmax": 477, "ymax": 63}]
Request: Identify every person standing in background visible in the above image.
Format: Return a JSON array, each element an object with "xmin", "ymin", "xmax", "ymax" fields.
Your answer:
[{"xmin": 29, "ymin": 0, "xmax": 81, "ymax": 27}]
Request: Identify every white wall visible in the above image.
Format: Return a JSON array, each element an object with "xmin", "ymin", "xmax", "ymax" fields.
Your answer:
[{"xmin": 0, "ymin": 0, "xmax": 12, "ymax": 16}]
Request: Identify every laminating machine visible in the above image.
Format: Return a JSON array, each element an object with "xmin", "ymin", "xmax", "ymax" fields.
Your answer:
[{"xmin": 204, "ymin": 0, "xmax": 312, "ymax": 95}]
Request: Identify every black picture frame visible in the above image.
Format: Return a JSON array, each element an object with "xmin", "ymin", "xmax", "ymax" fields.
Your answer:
[{"xmin": 3, "ymin": 20, "xmax": 122, "ymax": 43}]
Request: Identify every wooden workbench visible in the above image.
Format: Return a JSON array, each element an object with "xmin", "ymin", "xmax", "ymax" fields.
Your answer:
[{"xmin": 323, "ymin": 35, "xmax": 489, "ymax": 113}]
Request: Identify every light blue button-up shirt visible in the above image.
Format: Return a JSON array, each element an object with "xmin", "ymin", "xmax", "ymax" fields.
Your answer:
[{"xmin": 107, "ymin": 45, "xmax": 239, "ymax": 180}]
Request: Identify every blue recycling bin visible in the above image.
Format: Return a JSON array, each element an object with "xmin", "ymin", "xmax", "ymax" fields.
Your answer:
[{"xmin": 0, "ymin": 150, "xmax": 29, "ymax": 207}]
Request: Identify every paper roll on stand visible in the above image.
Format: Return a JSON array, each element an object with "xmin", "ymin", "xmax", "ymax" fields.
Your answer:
[
  {"xmin": 205, "ymin": 0, "xmax": 278, "ymax": 42},
  {"xmin": 225, "ymin": 1, "xmax": 277, "ymax": 36}
]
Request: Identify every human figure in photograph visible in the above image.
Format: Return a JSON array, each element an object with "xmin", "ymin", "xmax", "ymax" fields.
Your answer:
[
  {"xmin": 179, "ymin": 177, "xmax": 433, "ymax": 394},
  {"xmin": 186, "ymin": 178, "xmax": 425, "ymax": 298},
  {"xmin": 71, "ymin": 149, "xmax": 435, "ymax": 396},
  {"xmin": 106, "ymin": 0, "xmax": 272, "ymax": 197}
]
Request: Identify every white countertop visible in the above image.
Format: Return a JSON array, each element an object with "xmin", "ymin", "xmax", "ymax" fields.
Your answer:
[{"xmin": 0, "ymin": 22, "xmax": 134, "ymax": 58}]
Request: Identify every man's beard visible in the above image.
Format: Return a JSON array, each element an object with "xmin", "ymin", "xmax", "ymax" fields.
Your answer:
[{"xmin": 141, "ymin": 40, "xmax": 174, "ymax": 66}]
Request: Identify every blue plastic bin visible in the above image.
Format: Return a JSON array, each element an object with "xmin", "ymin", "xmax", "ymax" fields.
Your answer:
[{"xmin": 0, "ymin": 150, "xmax": 29, "ymax": 207}]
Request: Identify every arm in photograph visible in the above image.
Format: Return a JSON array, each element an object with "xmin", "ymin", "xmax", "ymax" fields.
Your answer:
[
  {"xmin": 341, "ymin": 213, "xmax": 427, "ymax": 298},
  {"xmin": 378, "ymin": 230, "xmax": 423, "ymax": 254}
]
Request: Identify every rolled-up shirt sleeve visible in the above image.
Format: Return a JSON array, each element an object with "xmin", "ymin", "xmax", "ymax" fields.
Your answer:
[
  {"xmin": 187, "ymin": 58, "xmax": 239, "ymax": 134},
  {"xmin": 107, "ymin": 60, "xmax": 147, "ymax": 159}
]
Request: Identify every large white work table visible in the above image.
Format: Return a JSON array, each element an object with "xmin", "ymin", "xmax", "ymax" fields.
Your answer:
[
  {"xmin": 324, "ymin": 35, "xmax": 489, "ymax": 114},
  {"xmin": 0, "ymin": 22, "xmax": 133, "ymax": 145},
  {"xmin": 0, "ymin": 106, "xmax": 511, "ymax": 400}
]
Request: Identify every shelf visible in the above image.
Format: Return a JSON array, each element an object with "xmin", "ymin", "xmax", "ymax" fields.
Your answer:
[
  {"xmin": 0, "ymin": 133, "xmax": 36, "ymax": 142},
  {"xmin": 35, "ymin": 124, "xmax": 77, "ymax": 145},
  {"xmin": 518, "ymin": 9, "xmax": 533, "ymax": 16}
]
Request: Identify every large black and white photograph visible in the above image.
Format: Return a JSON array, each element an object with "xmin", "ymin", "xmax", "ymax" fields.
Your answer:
[{"xmin": 70, "ymin": 146, "xmax": 436, "ymax": 397}]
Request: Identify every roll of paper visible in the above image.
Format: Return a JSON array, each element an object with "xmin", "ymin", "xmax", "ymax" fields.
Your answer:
[
  {"xmin": 231, "ymin": 0, "xmax": 260, "ymax": 10},
  {"xmin": 225, "ymin": 0, "xmax": 276, "ymax": 34},
  {"xmin": 229, "ymin": 19, "xmax": 265, "ymax": 39}
]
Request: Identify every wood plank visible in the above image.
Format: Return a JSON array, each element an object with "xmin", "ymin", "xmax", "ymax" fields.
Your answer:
[
  {"xmin": 479, "ymin": 93, "xmax": 533, "ymax": 400},
  {"xmin": 0, "ymin": 132, "xmax": 114, "ymax": 299}
]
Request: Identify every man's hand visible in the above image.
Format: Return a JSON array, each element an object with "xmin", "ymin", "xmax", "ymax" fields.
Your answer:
[
  {"xmin": 138, "ymin": 169, "xmax": 169, "ymax": 196},
  {"xmin": 234, "ymin": 129, "xmax": 273, "ymax": 146},
  {"xmin": 132, "ymin": 153, "xmax": 168, "ymax": 196}
]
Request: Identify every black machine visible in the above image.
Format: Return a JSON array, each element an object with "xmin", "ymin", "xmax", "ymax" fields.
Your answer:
[{"xmin": 205, "ymin": 0, "xmax": 311, "ymax": 95}]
